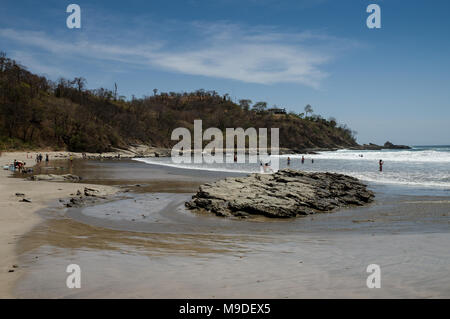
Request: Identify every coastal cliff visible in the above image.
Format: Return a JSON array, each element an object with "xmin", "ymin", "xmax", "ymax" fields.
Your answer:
[{"xmin": 186, "ymin": 169, "xmax": 374, "ymax": 218}]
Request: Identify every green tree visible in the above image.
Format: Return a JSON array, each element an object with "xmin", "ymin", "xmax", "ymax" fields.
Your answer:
[
  {"xmin": 304, "ymin": 104, "xmax": 313, "ymax": 117},
  {"xmin": 239, "ymin": 99, "xmax": 252, "ymax": 111},
  {"xmin": 252, "ymin": 101, "xmax": 267, "ymax": 113}
]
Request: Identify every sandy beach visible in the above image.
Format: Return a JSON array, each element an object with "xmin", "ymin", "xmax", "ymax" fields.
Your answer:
[
  {"xmin": 0, "ymin": 152, "xmax": 117, "ymax": 298},
  {"xmin": 0, "ymin": 156, "xmax": 447, "ymax": 298}
]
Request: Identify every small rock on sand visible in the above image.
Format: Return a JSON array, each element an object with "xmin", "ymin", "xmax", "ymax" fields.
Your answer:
[{"xmin": 29, "ymin": 174, "xmax": 81, "ymax": 182}]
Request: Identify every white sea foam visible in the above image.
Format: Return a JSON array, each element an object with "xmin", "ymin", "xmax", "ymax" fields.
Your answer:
[
  {"xmin": 280, "ymin": 149, "xmax": 450, "ymax": 163},
  {"xmin": 134, "ymin": 147, "xmax": 450, "ymax": 190},
  {"xmin": 344, "ymin": 172, "xmax": 450, "ymax": 189},
  {"xmin": 133, "ymin": 158, "xmax": 256, "ymax": 174}
]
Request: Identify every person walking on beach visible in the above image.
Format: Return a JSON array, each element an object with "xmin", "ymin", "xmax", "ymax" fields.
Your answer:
[
  {"xmin": 379, "ymin": 159, "xmax": 384, "ymax": 172},
  {"xmin": 45, "ymin": 154, "xmax": 49, "ymax": 163}
]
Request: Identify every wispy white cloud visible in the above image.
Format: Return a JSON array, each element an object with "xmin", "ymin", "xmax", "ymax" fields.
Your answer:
[
  {"xmin": 8, "ymin": 50, "xmax": 70, "ymax": 78},
  {"xmin": 0, "ymin": 22, "xmax": 355, "ymax": 88}
]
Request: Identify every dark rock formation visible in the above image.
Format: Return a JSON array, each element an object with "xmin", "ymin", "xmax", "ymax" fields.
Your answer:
[
  {"xmin": 350, "ymin": 143, "xmax": 383, "ymax": 150},
  {"xmin": 383, "ymin": 141, "xmax": 411, "ymax": 149},
  {"xmin": 186, "ymin": 169, "xmax": 374, "ymax": 218},
  {"xmin": 350, "ymin": 141, "xmax": 411, "ymax": 150},
  {"xmin": 64, "ymin": 187, "xmax": 109, "ymax": 208}
]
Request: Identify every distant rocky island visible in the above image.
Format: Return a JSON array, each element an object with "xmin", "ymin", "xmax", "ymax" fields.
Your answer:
[
  {"xmin": 186, "ymin": 169, "xmax": 374, "ymax": 218},
  {"xmin": 350, "ymin": 141, "xmax": 411, "ymax": 150}
]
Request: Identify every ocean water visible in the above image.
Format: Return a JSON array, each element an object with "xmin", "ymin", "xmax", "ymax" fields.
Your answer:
[{"xmin": 134, "ymin": 145, "xmax": 450, "ymax": 195}]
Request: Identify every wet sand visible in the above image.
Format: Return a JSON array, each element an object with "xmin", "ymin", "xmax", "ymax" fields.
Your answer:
[
  {"xmin": 8, "ymin": 159, "xmax": 450, "ymax": 298},
  {"xmin": 0, "ymin": 152, "xmax": 117, "ymax": 298}
]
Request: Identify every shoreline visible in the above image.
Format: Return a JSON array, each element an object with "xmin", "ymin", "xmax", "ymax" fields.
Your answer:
[
  {"xmin": 0, "ymin": 141, "xmax": 414, "ymax": 160},
  {"xmin": 0, "ymin": 151, "xmax": 118, "ymax": 298}
]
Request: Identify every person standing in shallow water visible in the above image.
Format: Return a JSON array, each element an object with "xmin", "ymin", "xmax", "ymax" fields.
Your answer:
[
  {"xmin": 379, "ymin": 159, "xmax": 384, "ymax": 172},
  {"xmin": 301, "ymin": 156, "xmax": 305, "ymax": 164},
  {"xmin": 287, "ymin": 157, "xmax": 291, "ymax": 166}
]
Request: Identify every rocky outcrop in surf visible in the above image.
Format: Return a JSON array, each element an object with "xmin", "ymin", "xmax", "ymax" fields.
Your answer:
[
  {"xmin": 350, "ymin": 141, "xmax": 411, "ymax": 150},
  {"xmin": 382, "ymin": 141, "xmax": 411, "ymax": 149},
  {"xmin": 185, "ymin": 169, "xmax": 374, "ymax": 218}
]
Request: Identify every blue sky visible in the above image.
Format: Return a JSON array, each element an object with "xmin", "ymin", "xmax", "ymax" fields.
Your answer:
[{"xmin": 1, "ymin": 0, "xmax": 449, "ymax": 145}]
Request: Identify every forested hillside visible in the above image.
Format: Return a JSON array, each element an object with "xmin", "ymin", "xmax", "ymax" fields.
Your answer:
[{"xmin": 0, "ymin": 52, "xmax": 358, "ymax": 152}]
